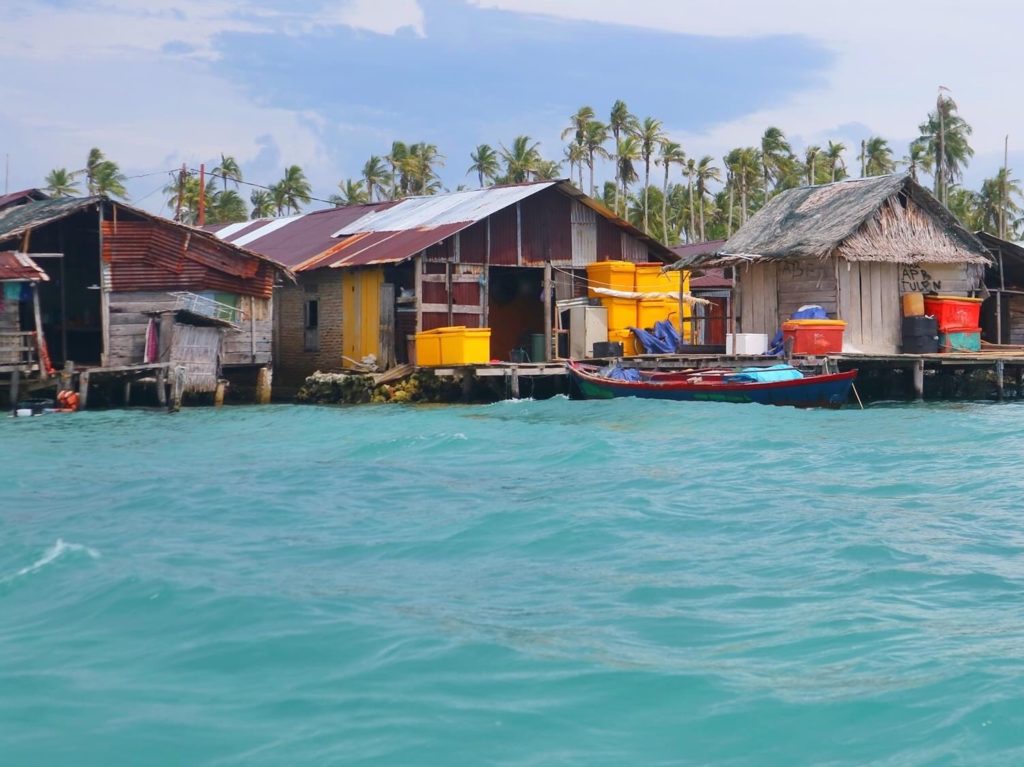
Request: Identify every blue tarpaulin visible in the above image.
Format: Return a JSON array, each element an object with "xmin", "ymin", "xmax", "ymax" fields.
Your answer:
[{"xmin": 724, "ymin": 364, "xmax": 804, "ymax": 383}]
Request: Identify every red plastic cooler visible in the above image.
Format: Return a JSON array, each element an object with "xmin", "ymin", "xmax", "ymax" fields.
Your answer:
[
  {"xmin": 781, "ymin": 319, "xmax": 846, "ymax": 354},
  {"xmin": 923, "ymin": 295, "xmax": 982, "ymax": 331}
]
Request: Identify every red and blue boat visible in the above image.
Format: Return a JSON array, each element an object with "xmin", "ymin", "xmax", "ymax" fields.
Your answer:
[{"xmin": 567, "ymin": 361, "xmax": 857, "ymax": 409}]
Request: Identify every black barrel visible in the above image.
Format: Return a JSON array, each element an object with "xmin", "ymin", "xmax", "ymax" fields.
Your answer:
[{"xmin": 902, "ymin": 316, "xmax": 939, "ymax": 353}]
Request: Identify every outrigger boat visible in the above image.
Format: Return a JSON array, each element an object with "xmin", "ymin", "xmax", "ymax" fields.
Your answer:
[{"xmin": 567, "ymin": 361, "xmax": 857, "ymax": 409}]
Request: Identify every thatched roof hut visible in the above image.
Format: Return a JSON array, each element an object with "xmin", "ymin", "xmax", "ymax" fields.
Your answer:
[
  {"xmin": 686, "ymin": 174, "xmax": 991, "ymax": 354},
  {"xmin": 684, "ymin": 174, "xmax": 990, "ymax": 267}
]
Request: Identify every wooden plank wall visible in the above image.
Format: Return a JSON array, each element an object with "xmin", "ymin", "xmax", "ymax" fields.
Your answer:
[
  {"xmin": 776, "ymin": 260, "xmax": 837, "ymax": 320},
  {"xmin": 108, "ymin": 290, "xmax": 272, "ymax": 367},
  {"xmin": 836, "ymin": 259, "xmax": 901, "ymax": 353},
  {"xmin": 1009, "ymin": 296, "xmax": 1024, "ymax": 345},
  {"xmin": 737, "ymin": 261, "xmax": 778, "ymax": 334}
]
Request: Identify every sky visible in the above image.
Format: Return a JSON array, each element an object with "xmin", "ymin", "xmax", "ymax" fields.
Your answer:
[{"xmin": 1, "ymin": 0, "xmax": 1021, "ymax": 215}]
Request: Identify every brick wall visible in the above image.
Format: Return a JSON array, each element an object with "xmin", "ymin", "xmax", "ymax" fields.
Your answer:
[{"xmin": 275, "ymin": 269, "xmax": 344, "ymax": 388}]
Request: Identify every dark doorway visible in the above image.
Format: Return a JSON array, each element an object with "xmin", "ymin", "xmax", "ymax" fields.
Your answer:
[{"xmin": 488, "ymin": 267, "xmax": 544, "ymax": 362}]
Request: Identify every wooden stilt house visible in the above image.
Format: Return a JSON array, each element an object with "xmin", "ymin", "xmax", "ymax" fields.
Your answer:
[
  {"xmin": 680, "ymin": 174, "xmax": 991, "ymax": 354},
  {"xmin": 0, "ymin": 196, "xmax": 290, "ymax": 405}
]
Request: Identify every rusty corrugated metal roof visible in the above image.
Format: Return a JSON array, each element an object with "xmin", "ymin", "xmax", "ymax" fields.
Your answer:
[
  {"xmin": 0, "ymin": 251, "xmax": 49, "ymax": 282},
  {"xmin": 209, "ymin": 180, "xmax": 675, "ymax": 272},
  {"xmin": 207, "ymin": 202, "xmax": 395, "ymax": 268}
]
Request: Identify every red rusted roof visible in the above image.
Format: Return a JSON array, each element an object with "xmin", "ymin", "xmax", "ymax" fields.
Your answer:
[
  {"xmin": 209, "ymin": 181, "xmax": 675, "ymax": 272},
  {"xmin": 0, "ymin": 251, "xmax": 48, "ymax": 282},
  {"xmin": 207, "ymin": 202, "xmax": 395, "ymax": 269}
]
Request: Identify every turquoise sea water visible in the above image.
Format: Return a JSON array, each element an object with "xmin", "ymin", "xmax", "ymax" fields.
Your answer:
[{"xmin": 2, "ymin": 399, "xmax": 1024, "ymax": 765}]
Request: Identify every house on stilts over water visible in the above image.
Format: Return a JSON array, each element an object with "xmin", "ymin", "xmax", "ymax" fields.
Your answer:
[
  {"xmin": 675, "ymin": 174, "xmax": 992, "ymax": 354},
  {"xmin": 0, "ymin": 195, "xmax": 291, "ymax": 408},
  {"xmin": 206, "ymin": 180, "xmax": 675, "ymax": 390}
]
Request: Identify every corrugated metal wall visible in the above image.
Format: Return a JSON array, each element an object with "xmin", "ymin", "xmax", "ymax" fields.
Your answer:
[
  {"xmin": 570, "ymin": 200, "xmax": 596, "ymax": 267},
  {"xmin": 596, "ymin": 217, "xmax": 623, "ymax": 261},
  {"xmin": 620, "ymin": 232, "xmax": 648, "ymax": 263}
]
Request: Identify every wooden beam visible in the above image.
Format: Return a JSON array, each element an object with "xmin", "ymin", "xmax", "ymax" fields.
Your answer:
[
  {"xmin": 78, "ymin": 370, "xmax": 90, "ymax": 410},
  {"xmin": 543, "ymin": 262, "xmax": 552, "ymax": 362},
  {"xmin": 31, "ymin": 282, "xmax": 48, "ymax": 381}
]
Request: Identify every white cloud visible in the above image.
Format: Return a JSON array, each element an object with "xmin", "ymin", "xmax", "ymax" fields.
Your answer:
[
  {"xmin": 471, "ymin": 0, "xmax": 1023, "ymax": 169},
  {"xmin": 0, "ymin": 0, "xmax": 426, "ymax": 208}
]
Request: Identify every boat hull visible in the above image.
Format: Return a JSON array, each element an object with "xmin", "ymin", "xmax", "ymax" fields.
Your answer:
[{"xmin": 568, "ymin": 363, "xmax": 857, "ymax": 409}]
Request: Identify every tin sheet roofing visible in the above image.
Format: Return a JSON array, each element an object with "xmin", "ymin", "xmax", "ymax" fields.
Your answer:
[
  {"xmin": 207, "ymin": 202, "xmax": 394, "ymax": 269},
  {"xmin": 209, "ymin": 180, "xmax": 674, "ymax": 271},
  {"xmin": 333, "ymin": 182, "xmax": 557, "ymax": 236},
  {"xmin": 0, "ymin": 251, "xmax": 49, "ymax": 282}
]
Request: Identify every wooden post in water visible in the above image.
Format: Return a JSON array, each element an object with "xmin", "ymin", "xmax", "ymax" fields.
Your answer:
[
  {"xmin": 123, "ymin": 380, "xmax": 131, "ymax": 407},
  {"xmin": 913, "ymin": 359, "xmax": 925, "ymax": 400},
  {"xmin": 996, "ymin": 359, "xmax": 1005, "ymax": 401},
  {"xmin": 170, "ymin": 365, "xmax": 185, "ymax": 412},
  {"xmin": 214, "ymin": 379, "xmax": 226, "ymax": 407},
  {"xmin": 10, "ymin": 369, "xmax": 20, "ymax": 412},
  {"xmin": 31, "ymin": 283, "xmax": 48, "ymax": 382},
  {"xmin": 255, "ymin": 366, "xmax": 272, "ymax": 404},
  {"xmin": 78, "ymin": 370, "xmax": 90, "ymax": 410},
  {"xmin": 156, "ymin": 367, "xmax": 167, "ymax": 407},
  {"xmin": 60, "ymin": 361, "xmax": 73, "ymax": 393},
  {"xmin": 510, "ymin": 367, "xmax": 520, "ymax": 399},
  {"xmin": 542, "ymin": 262, "xmax": 552, "ymax": 362}
]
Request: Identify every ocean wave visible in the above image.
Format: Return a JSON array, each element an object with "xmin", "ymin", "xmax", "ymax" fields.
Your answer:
[{"xmin": 5, "ymin": 538, "xmax": 100, "ymax": 581}]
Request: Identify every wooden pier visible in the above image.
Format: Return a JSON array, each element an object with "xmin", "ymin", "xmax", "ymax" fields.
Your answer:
[{"xmin": 428, "ymin": 348, "xmax": 1024, "ymax": 404}]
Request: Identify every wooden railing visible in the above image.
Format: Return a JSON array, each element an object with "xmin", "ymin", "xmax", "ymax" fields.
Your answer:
[{"xmin": 0, "ymin": 331, "xmax": 38, "ymax": 370}]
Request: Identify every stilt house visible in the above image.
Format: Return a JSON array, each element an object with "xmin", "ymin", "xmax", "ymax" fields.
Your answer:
[
  {"xmin": 685, "ymin": 174, "xmax": 991, "ymax": 354},
  {"xmin": 0, "ymin": 196, "xmax": 289, "ymax": 402},
  {"xmin": 974, "ymin": 231, "xmax": 1024, "ymax": 345},
  {"xmin": 208, "ymin": 181, "xmax": 674, "ymax": 388}
]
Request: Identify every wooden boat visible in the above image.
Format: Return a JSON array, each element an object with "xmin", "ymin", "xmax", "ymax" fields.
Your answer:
[{"xmin": 567, "ymin": 361, "xmax": 857, "ymax": 409}]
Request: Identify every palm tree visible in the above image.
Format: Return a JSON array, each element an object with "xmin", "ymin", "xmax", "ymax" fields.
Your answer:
[
  {"xmin": 332, "ymin": 179, "xmax": 369, "ymax": 205},
  {"xmin": 533, "ymin": 159, "xmax": 562, "ymax": 181},
  {"xmin": 362, "ymin": 156, "xmax": 390, "ymax": 202},
  {"xmin": 561, "ymin": 106, "xmax": 596, "ymax": 147},
  {"xmin": 92, "ymin": 161, "xmax": 128, "ymax": 199},
  {"xmin": 609, "ymin": 100, "xmax": 638, "ymax": 215},
  {"xmin": 901, "ymin": 141, "xmax": 932, "ymax": 183},
  {"xmin": 467, "ymin": 144, "xmax": 500, "ymax": 188},
  {"xmin": 804, "ymin": 145, "xmax": 822, "ymax": 185},
  {"xmin": 582, "ymin": 120, "xmax": 610, "ymax": 197},
  {"xmin": 760, "ymin": 127, "xmax": 792, "ymax": 201},
  {"xmin": 695, "ymin": 156, "xmax": 721, "ymax": 242},
  {"xmin": 275, "ymin": 165, "xmax": 311, "ymax": 214},
  {"xmin": 918, "ymin": 89, "xmax": 974, "ymax": 204},
  {"xmin": 249, "ymin": 189, "xmax": 275, "ymax": 219},
  {"xmin": 209, "ymin": 189, "xmax": 247, "ymax": 223},
  {"xmin": 499, "ymin": 136, "xmax": 542, "ymax": 183},
  {"xmin": 864, "ymin": 137, "xmax": 896, "ymax": 176},
  {"xmin": 81, "ymin": 147, "xmax": 127, "ymax": 198},
  {"xmin": 213, "ymin": 154, "xmax": 242, "ymax": 193},
  {"xmin": 44, "ymin": 168, "xmax": 79, "ymax": 197},
  {"xmin": 728, "ymin": 147, "xmax": 761, "ymax": 223},
  {"xmin": 635, "ymin": 117, "xmax": 665, "ymax": 232},
  {"xmin": 83, "ymin": 147, "xmax": 106, "ymax": 194},
  {"xmin": 945, "ymin": 186, "xmax": 979, "ymax": 230},
  {"xmin": 825, "ymin": 141, "xmax": 847, "ymax": 183},
  {"xmin": 563, "ymin": 140, "xmax": 586, "ymax": 190},
  {"xmin": 683, "ymin": 158, "xmax": 697, "ymax": 242},
  {"xmin": 976, "ymin": 168, "xmax": 1023, "ymax": 238},
  {"xmin": 402, "ymin": 143, "xmax": 444, "ymax": 195},
  {"xmin": 386, "ymin": 141, "xmax": 408, "ymax": 199},
  {"xmin": 616, "ymin": 136, "xmax": 640, "ymax": 214},
  {"xmin": 659, "ymin": 141, "xmax": 687, "ymax": 243}
]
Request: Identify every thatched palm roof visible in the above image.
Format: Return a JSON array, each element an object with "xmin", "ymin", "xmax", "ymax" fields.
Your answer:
[{"xmin": 692, "ymin": 174, "xmax": 989, "ymax": 267}]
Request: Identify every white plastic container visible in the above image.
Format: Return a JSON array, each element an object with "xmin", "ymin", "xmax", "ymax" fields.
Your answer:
[{"xmin": 725, "ymin": 333, "xmax": 768, "ymax": 355}]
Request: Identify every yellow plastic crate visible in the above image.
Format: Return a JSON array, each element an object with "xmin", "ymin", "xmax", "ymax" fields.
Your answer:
[
  {"xmin": 415, "ymin": 329, "xmax": 444, "ymax": 367},
  {"xmin": 438, "ymin": 327, "xmax": 491, "ymax": 365},
  {"xmin": 638, "ymin": 298, "xmax": 674, "ymax": 329},
  {"xmin": 601, "ymin": 297, "xmax": 637, "ymax": 331},
  {"xmin": 609, "ymin": 328, "xmax": 638, "ymax": 356},
  {"xmin": 587, "ymin": 260, "xmax": 636, "ymax": 298},
  {"xmin": 634, "ymin": 263, "xmax": 681, "ymax": 293}
]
